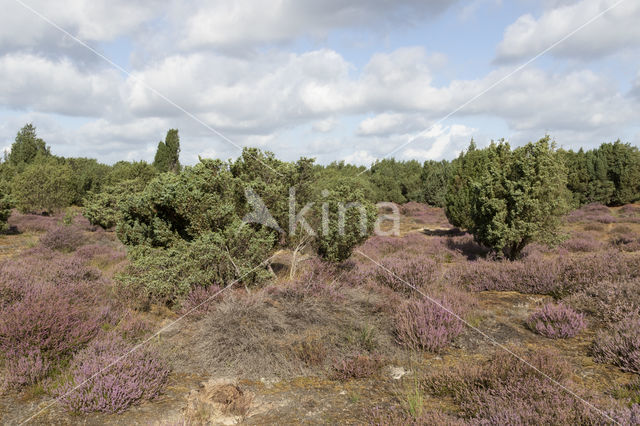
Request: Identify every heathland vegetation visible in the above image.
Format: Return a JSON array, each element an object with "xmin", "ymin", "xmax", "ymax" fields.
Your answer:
[{"xmin": 2, "ymin": 123, "xmax": 640, "ymax": 423}]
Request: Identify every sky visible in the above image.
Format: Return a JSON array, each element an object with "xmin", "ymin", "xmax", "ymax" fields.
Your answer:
[{"xmin": 0, "ymin": 0, "xmax": 638, "ymax": 165}]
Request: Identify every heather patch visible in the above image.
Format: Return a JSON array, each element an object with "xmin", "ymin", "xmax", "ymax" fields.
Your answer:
[
  {"xmin": 56, "ymin": 333, "xmax": 169, "ymax": 413},
  {"xmin": 592, "ymin": 314, "xmax": 640, "ymax": 374},
  {"xmin": 526, "ymin": 303, "xmax": 586, "ymax": 339}
]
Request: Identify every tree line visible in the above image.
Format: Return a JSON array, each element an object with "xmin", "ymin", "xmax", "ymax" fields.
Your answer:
[{"xmin": 1, "ymin": 123, "xmax": 639, "ymax": 300}]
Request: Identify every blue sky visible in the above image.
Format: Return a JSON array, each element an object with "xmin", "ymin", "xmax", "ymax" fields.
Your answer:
[{"xmin": 0, "ymin": 0, "xmax": 638, "ymax": 165}]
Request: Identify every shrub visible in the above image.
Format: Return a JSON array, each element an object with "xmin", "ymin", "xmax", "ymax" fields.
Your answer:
[
  {"xmin": 368, "ymin": 160, "xmax": 423, "ymax": 204},
  {"xmin": 153, "ymin": 129, "xmax": 181, "ymax": 173},
  {"xmin": 610, "ymin": 232, "xmax": 640, "ymax": 252},
  {"xmin": 313, "ymin": 178, "xmax": 377, "ymax": 262},
  {"xmin": 368, "ymin": 406, "xmax": 466, "ymax": 426},
  {"xmin": 0, "ymin": 192, "xmax": 11, "ymax": 231},
  {"xmin": 83, "ymin": 179, "xmax": 149, "ymax": 230},
  {"xmin": 177, "ymin": 284, "xmax": 223, "ymax": 318},
  {"xmin": 56, "ymin": 334, "xmax": 169, "ymax": 413},
  {"xmin": 592, "ymin": 314, "xmax": 640, "ymax": 373},
  {"xmin": 526, "ymin": 303, "xmax": 586, "ymax": 338},
  {"xmin": 272, "ymin": 258, "xmax": 343, "ymax": 302},
  {"xmin": 449, "ymin": 252, "xmax": 561, "ymax": 295},
  {"xmin": 566, "ymin": 204, "xmax": 618, "ymax": 224},
  {"xmin": 39, "ymin": 226, "xmax": 84, "ymax": 252},
  {"xmin": 359, "ymin": 232, "xmax": 447, "ymax": 258},
  {"xmin": 561, "ymin": 232, "xmax": 602, "ymax": 252},
  {"xmin": 115, "ymin": 161, "xmax": 244, "ymax": 248},
  {"xmin": 421, "ymin": 161, "xmax": 453, "ymax": 208},
  {"xmin": 340, "ymin": 257, "xmax": 378, "ymax": 288},
  {"xmin": 394, "ymin": 298, "xmax": 465, "ymax": 352},
  {"xmin": 451, "ymin": 250, "xmax": 640, "ymax": 297},
  {"xmin": 75, "ymin": 242, "xmax": 127, "ymax": 267},
  {"xmin": 293, "ymin": 334, "xmax": 327, "ymax": 367},
  {"xmin": 375, "ymin": 254, "xmax": 438, "ymax": 295},
  {"xmin": 0, "ymin": 281, "xmax": 112, "ymax": 386},
  {"xmin": 7, "ymin": 211, "xmax": 58, "ymax": 232},
  {"xmin": 565, "ymin": 279, "xmax": 640, "ymax": 324},
  {"xmin": 118, "ymin": 222, "xmax": 274, "ymax": 305},
  {"xmin": 445, "ymin": 234, "xmax": 489, "ymax": 260},
  {"xmin": 608, "ymin": 404, "xmax": 640, "ymax": 425},
  {"xmin": 557, "ymin": 250, "xmax": 640, "ymax": 296},
  {"xmin": 466, "ymin": 138, "xmax": 569, "ymax": 259},
  {"xmin": 424, "ymin": 349, "xmax": 601, "ymax": 424},
  {"xmin": 115, "ymin": 312, "xmax": 152, "ymax": 341},
  {"xmin": 445, "ymin": 139, "xmax": 491, "ymax": 230},
  {"xmin": 332, "ymin": 352, "xmax": 383, "ymax": 381},
  {"xmin": 12, "ymin": 157, "xmax": 75, "ymax": 214},
  {"xmin": 0, "ymin": 247, "xmax": 114, "ymax": 387},
  {"xmin": 183, "ymin": 293, "xmax": 312, "ymax": 378},
  {"xmin": 618, "ymin": 204, "xmax": 640, "ymax": 219},
  {"xmin": 3, "ymin": 348, "xmax": 51, "ymax": 388}
]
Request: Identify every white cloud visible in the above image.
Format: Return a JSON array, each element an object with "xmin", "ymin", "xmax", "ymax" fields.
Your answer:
[
  {"xmin": 0, "ymin": 1, "xmax": 638, "ymax": 164},
  {"xmin": 463, "ymin": 68, "xmax": 634, "ymax": 131},
  {"xmin": 124, "ymin": 49, "xmax": 353, "ymax": 132},
  {"xmin": 312, "ymin": 117, "xmax": 338, "ymax": 133},
  {"xmin": 2, "ymin": 44, "xmax": 636, "ymax": 163},
  {"xmin": 496, "ymin": 0, "xmax": 640, "ymax": 62},
  {"xmin": 358, "ymin": 113, "xmax": 435, "ymax": 136},
  {"xmin": 179, "ymin": 0, "xmax": 459, "ymax": 50},
  {"xmin": 123, "ymin": 46, "xmax": 453, "ymax": 134},
  {"xmin": 358, "ymin": 113, "xmax": 409, "ymax": 136},
  {"xmin": 343, "ymin": 149, "xmax": 377, "ymax": 166},
  {"xmin": 0, "ymin": 53, "xmax": 120, "ymax": 116},
  {"xmin": 399, "ymin": 124, "xmax": 475, "ymax": 161},
  {"xmin": 0, "ymin": 0, "xmax": 156, "ymax": 56}
]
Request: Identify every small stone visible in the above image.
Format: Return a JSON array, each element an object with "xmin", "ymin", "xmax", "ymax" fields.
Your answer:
[{"xmin": 388, "ymin": 366, "xmax": 408, "ymax": 380}]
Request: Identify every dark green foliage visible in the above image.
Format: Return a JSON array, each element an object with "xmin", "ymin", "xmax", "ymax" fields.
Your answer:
[
  {"xmin": 583, "ymin": 149, "xmax": 614, "ymax": 205},
  {"xmin": 115, "ymin": 155, "xmax": 277, "ymax": 303},
  {"xmin": 314, "ymin": 161, "xmax": 375, "ymax": 202},
  {"xmin": 0, "ymin": 162, "xmax": 15, "ymax": 230},
  {"xmin": 106, "ymin": 161, "xmax": 157, "ymax": 186},
  {"xmin": 230, "ymin": 147, "xmax": 315, "ymax": 241},
  {"xmin": 83, "ymin": 161, "xmax": 156, "ymax": 230},
  {"xmin": 116, "ymin": 160, "xmax": 245, "ymax": 248},
  {"xmin": 83, "ymin": 180, "xmax": 149, "ymax": 229},
  {"xmin": 445, "ymin": 139, "xmax": 490, "ymax": 229},
  {"xmin": 0, "ymin": 189, "xmax": 12, "ymax": 231},
  {"xmin": 468, "ymin": 137, "xmax": 568, "ymax": 259},
  {"xmin": 153, "ymin": 129, "xmax": 181, "ymax": 173},
  {"xmin": 7, "ymin": 124, "xmax": 50, "ymax": 166},
  {"xmin": 119, "ymin": 221, "xmax": 274, "ymax": 304},
  {"xmin": 152, "ymin": 141, "xmax": 168, "ymax": 172},
  {"xmin": 65, "ymin": 158, "xmax": 111, "ymax": 206},
  {"xmin": 368, "ymin": 159, "xmax": 424, "ymax": 203},
  {"xmin": 11, "ymin": 157, "xmax": 75, "ymax": 214},
  {"xmin": 421, "ymin": 160, "xmax": 451, "ymax": 207},
  {"xmin": 0, "ymin": 162, "xmax": 17, "ymax": 197},
  {"xmin": 560, "ymin": 141, "xmax": 640, "ymax": 206},
  {"xmin": 559, "ymin": 148, "xmax": 591, "ymax": 207},
  {"xmin": 312, "ymin": 177, "xmax": 377, "ymax": 262},
  {"xmin": 598, "ymin": 140, "xmax": 640, "ymax": 205},
  {"xmin": 116, "ymin": 148, "xmax": 378, "ymax": 302}
]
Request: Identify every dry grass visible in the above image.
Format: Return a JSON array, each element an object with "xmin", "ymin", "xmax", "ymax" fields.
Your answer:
[{"xmin": 167, "ymin": 283, "xmax": 410, "ymax": 381}]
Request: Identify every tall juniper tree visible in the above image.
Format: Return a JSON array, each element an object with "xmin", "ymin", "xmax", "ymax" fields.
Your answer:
[
  {"xmin": 468, "ymin": 137, "xmax": 568, "ymax": 259},
  {"xmin": 153, "ymin": 129, "xmax": 181, "ymax": 173},
  {"xmin": 8, "ymin": 123, "xmax": 50, "ymax": 166}
]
